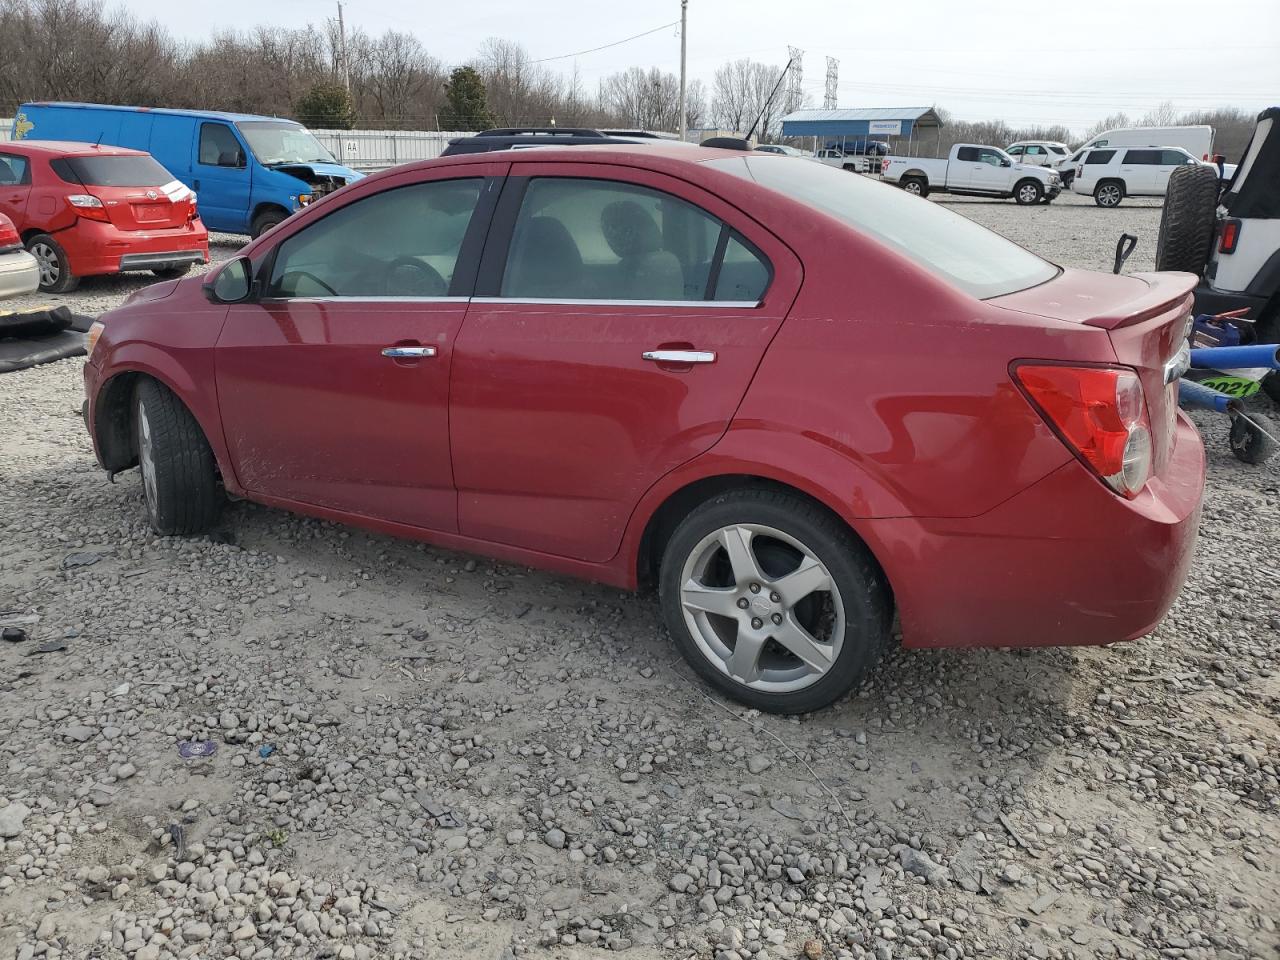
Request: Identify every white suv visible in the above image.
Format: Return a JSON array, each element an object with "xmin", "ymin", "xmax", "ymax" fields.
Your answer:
[
  {"xmin": 1005, "ymin": 141, "xmax": 1069, "ymax": 167},
  {"xmin": 1071, "ymin": 146, "xmax": 1202, "ymax": 207}
]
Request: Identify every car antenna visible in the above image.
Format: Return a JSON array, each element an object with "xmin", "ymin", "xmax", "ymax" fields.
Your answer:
[
  {"xmin": 93, "ymin": 131, "xmax": 103, "ymax": 148},
  {"xmin": 745, "ymin": 54, "xmax": 798, "ymax": 142}
]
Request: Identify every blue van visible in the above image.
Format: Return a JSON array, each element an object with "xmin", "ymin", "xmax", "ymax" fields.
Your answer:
[{"xmin": 13, "ymin": 102, "xmax": 363, "ymax": 237}]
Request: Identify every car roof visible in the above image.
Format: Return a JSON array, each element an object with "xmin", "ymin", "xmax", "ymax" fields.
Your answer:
[
  {"xmin": 22, "ymin": 101, "xmax": 299, "ymax": 126},
  {"xmin": 2, "ymin": 140, "xmax": 148, "ymax": 158}
]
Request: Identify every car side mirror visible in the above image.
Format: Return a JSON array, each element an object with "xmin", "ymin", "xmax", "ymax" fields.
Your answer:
[
  {"xmin": 204, "ymin": 256, "xmax": 254, "ymax": 304},
  {"xmin": 1001, "ymin": 158, "xmax": 1012, "ymax": 167}
]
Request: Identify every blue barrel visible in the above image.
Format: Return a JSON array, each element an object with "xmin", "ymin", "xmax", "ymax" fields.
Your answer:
[{"xmin": 1178, "ymin": 379, "xmax": 1239, "ymax": 413}]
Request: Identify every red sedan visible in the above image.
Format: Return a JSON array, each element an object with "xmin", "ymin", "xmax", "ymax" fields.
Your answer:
[
  {"xmin": 0, "ymin": 141, "xmax": 208, "ymax": 293},
  {"xmin": 82, "ymin": 146, "xmax": 1205, "ymax": 713}
]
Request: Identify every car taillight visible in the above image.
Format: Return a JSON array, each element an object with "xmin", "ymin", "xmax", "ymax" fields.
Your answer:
[
  {"xmin": 1014, "ymin": 364, "xmax": 1152, "ymax": 498},
  {"xmin": 1219, "ymin": 219, "xmax": 1240, "ymax": 255},
  {"xmin": 188, "ymin": 198, "xmax": 199, "ymax": 222},
  {"xmin": 0, "ymin": 214, "xmax": 19, "ymax": 251},
  {"xmin": 67, "ymin": 194, "xmax": 110, "ymax": 222}
]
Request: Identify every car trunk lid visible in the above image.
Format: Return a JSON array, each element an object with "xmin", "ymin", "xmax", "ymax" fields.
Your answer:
[{"xmin": 996, "ymin": 269, "xmax": 1196, "ymax": 477}]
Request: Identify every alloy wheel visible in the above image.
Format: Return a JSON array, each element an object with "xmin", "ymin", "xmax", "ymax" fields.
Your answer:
[
  {"xmin": 1018, "ymin": 183, "xmax": 1039, "ymax": 204},
  {"xmin": 137, "ymin": 400, "xmax": 158, "ymax": 516},
  {"xmin": 31, "ymin": 242, "xmax": 59, "ymax": 286},
  {"xmin": 1098, "ymin": 184, "xmax": 1121, "ymax": 207},
  {"xmin": 679, "ymin": 523, "xmax": 845, "ymax": 694},
  {"xmin": 904, "ymin": 181, "xmax": 922, "ymax": 195}
]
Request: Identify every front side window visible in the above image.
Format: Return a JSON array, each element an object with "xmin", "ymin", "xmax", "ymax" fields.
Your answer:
[
  {"xmin": 1084, "ymin": 149, "xmax": 1116, "ymax": 165},
  {"xmin": 710, "ymin": 155, "xmax": 1058, "ymax": 300},
  {"xmin": 0, "ymin": 154, "xmax": 29, "ymax": 185},
  {"xmin": 976, "ymin": 148, "xmax": 1005, "ymax": 166},
  {"xmin": 268, "ymin": 178, "xmax": 482, "ymax": 298},
  {"xmin": 199, "ymin": 123, "xmax": 245, "ymax": 168},
  {"xmin": 501, "ymin": 177, "xmax": 769, "ymax": 302}
]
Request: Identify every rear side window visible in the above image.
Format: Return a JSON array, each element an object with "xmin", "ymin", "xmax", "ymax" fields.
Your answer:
[
  {"xmin": 268, "ymin": 178, "xmax": 483, "ymax": 298},
  {"xmin": 1161, "ymin": 149, "xmax": 1192, "ymax": 165},
  {"xmin": 1049, "ymin": 145, "xmax": 1067, "ymax": 155},
  {"xmin": 1124, "ymin": 149, "xmax": 1161, "ymax": 165},
  {"xmin": 1084, "ymin": 150, "xmax": 1116, "ymax": 165},
  {"xmin": 49, "ymin": 155, "xmax": 174, "ymax": 187},
  {"xmin": 1006, "ymin": 146, "xmax": 1023, "ymax": 156},
  {"xmin": 0, "ymin": 154, "xmax": 29, "ymax": 186},
  {"xmin": 710, "ymin": 155, "xmax": 1058, "ymax": 300},
  {"xmin": 500, "ymin": 177, "xmax": 769, "ymax": 303},
  {"xmin": 956, "ymin": 147, "xmax": 978, "ymax": 162}
]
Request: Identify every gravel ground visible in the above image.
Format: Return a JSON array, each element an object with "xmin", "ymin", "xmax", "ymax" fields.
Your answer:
[{"xmin": 1, "ymin": 191, "xmax": 1277, "ymax": 960}]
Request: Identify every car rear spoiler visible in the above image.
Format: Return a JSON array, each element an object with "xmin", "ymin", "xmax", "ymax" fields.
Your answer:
[{"xmin": 1081, "ymin": 272, "xmax": 1197, "ymax": 330}]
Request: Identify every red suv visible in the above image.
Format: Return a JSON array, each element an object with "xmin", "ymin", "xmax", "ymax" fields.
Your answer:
[
  {"xmin": 82, "ymin": 146, "xmax": 1205, "ymax": 713},
  {"xmin": 0, "ymin": 141, "xmax": 208, "ymax": 293}
]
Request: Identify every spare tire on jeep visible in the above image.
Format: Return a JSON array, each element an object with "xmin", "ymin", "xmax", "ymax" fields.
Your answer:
[{"xmin": 1155, "ymin": 165, "xmax": 1220, "ymax": 274}]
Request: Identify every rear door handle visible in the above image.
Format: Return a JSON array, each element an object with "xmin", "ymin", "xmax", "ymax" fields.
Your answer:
[
  {"xmin": 382, "ymin": 346, "xmax": 436, "ymax": 358},
  {"xmin": 642, "ymin": 350, "xmax": 715, "ymax": 364}
]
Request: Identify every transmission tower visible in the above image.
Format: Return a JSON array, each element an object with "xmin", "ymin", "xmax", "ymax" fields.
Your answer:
[
  {"xmin": 787, "ymin": 46, "xmax": 803, "ymax": 112},
  {"xmin": 824, "ymin": 57, "xmax": 839, "ymax": 109}
]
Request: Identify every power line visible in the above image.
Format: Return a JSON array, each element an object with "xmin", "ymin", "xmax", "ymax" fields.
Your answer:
[{"xmin": 531, "ymin": 21, "xmax": 680, "ymax": 64}]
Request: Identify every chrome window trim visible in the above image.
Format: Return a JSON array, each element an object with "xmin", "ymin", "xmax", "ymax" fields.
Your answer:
[
  {"xmin": 469, "ymin": 297, "xmax": 761, "ymax": 309},
  {"xmin": 260, "ymin": 296, "xmax": 471, "ymax": 304}
]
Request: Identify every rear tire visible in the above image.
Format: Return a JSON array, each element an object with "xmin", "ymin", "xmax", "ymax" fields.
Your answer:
[
  {"xmin": 1094, "ymin": 180, "xmax": 1124, "ymax": 207},
  {"xmin": 153, "ymin": 263, "xmax": 193, "ymax": 280},
  {"xmin": 134, "ymin": 379, "xmax": 222, "ymax": 536},
  {"xmin": 1155, "ymin": 164, "xmax": 1219, "ymax": 274},
  {"xmin": 1014, "ymin": 179, "xmax": 1044, "ymax": 205},
  {"xmin": 250, "ymin": 209, "xmax": 288, "ymax": 239},
  {"xmin": 658, "ymin": 488, "xmax": 892, "ymax": 714},
  {"xmin": 900, "ymin": 176, "xmax": 928, "ymax": 198},
  {"xmin": 27, "ymin": 234, "xmax": 79, "ymax": 293},
  {"xmin": 1230, "ymin": 413, "xmax": 1278, "ymax": 465}
]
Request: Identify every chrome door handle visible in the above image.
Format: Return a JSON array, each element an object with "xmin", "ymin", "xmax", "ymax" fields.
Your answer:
[
  {"xmin": 381, "ymin": 346, "xmax": 436, "ymax": 358},
  {"xmin": 642, "ymin": 350, "xmax": 716, "ymax": 364}
]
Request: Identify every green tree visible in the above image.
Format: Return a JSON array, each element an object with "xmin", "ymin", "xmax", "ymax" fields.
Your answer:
[
  {"xmin": 295, "ymin": 82, "xmax": 354, "ymax": 130},
  {"xmin": 439, "ymin": 66, "xmax": 497, "ymax": 131}
]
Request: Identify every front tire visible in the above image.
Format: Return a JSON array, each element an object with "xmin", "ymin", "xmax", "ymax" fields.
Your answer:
[
  {"xmin": 250, "ymin": 208, "xmax": 288, "ymax": 239},
  {"xmin": 134, "ymin": 379, "xmax": 222, "ymax": 536},
  {"xmin": 658, "ymin": 488, "xmax": 892, "ymax": 714},
  {"xmin": 1094, "ymin": 180, "xmax": 1124, "ymax": 207},
  {"xmin": 27, "ymin": 234, "xmax": 79, "ymax": 293},
  {"xmin": 1014, "ymin": 179, "xmax": 1044, "ymax": 205}
]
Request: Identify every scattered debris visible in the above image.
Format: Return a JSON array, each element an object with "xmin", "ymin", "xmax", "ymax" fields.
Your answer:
[
  {"xmin": 258, "ymin": 744, "xmax": 275, "ymax": 758},
  {"xmin": 62, "ymin": 551, "xmax": 107, "ymax": 569},
  {"xmin": 2, "ymin": 626, "xmax": 28, "ymax": 643},
  {"xmin": 26, "ymin": 639, "xmax": 66, "ymax": 655},
  {"xmin": 178, "ymin": 740, "xmax": 217, "ymax": 760}
]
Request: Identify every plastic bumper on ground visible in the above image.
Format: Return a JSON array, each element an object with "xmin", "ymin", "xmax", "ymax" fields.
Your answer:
[
  {"xmin": 62, "ymin": 221, "xmax": 209, "ymax": 279},
  {"xmin": 864, "ymin": 412, "xmax": 1205, "ymax": 649},
  {"xmin": 0, "ymin": 249, "xmax": 40, "ymax": 299}
]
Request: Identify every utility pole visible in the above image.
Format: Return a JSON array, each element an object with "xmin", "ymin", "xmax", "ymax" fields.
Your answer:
[
  {"xmin": 336, "ymin": 1, "xmax": 351, "ymax": 94},
  {"xmin": 678, "ymin": 0, "xmax": 688, "ymax": 141}
]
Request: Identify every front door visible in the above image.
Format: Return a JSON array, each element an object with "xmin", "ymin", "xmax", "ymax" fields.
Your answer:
[
  {"xmin": 214, "ymin": 165, "xmax": 504, "ymax": 532},
  {"xmin": 193, "ymin": 122, "xmax": 252, "ymax": 232},
  {"xmin": 968, "ymin": 147, "xmax": 1010, "ymax": 193},
  {"xmin": 449, "ymin": 163, "xmax": 802, "ymax": 563},
  {"xmin": 0, "ymin": 152, "xmax": 32, "ymax": 229}
]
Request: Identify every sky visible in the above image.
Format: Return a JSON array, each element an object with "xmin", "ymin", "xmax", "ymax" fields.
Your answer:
[{"xmin": 124, "ymin": 0, "xmax": 1279, "ymax": 136}]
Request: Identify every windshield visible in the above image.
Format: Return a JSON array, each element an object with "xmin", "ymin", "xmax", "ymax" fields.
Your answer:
[
  {"xmin": 237, "ymin": 121, "xmax": 335, "ymax": 165},
  {"xmin": 707, "ymin": 155, "xmax": 1059, "ymax": 299}
]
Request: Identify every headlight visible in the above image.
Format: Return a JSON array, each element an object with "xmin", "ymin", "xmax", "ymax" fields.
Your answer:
[
  {"xmin": 297, "ymin": 194, "xmax": 314, "ymax": 207},
  {"xmin": 86, "ymin": 321, "xmax": 104, "ymax": 359}
]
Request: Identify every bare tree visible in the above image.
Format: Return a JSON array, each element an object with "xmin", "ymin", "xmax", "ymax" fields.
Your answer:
[
  {"xmin": 711, "ymin": 59, "xmax": 790, "ymax": 139},
  {"xmin": 1140, "ymin": 101, "xmax": 1180, "ymax": 127}
]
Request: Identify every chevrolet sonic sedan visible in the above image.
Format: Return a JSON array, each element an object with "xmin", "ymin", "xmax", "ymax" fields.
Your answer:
[{"xmin": 82, "ymin": 145, "xmax": 1205, "ymax": 714}]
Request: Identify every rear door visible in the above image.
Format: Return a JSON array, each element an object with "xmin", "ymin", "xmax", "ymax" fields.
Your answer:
[
  {"xmin": 193, "ymin": 121, "xmax": 252, "ymax": 232},
  {"xmin": 0, "ymin": 151, "xmax": 32, "ymax": 229},
  {"xmin": 449, "ymin": 161, "xmax": 802, "ymax": 562},
  {"xmin": 1120, "ymin": 149, "xmax": 1158, "ymax": 194}
]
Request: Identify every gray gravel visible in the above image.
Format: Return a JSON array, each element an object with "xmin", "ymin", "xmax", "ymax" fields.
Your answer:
[{"xmin": 1, "ymin": 196, "xmax": 1277, "ymax": 960}]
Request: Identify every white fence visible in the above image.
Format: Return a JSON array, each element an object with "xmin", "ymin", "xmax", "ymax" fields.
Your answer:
[{"xmin": 0, "ymin": 119, "xmax": 472, "ymax": 170}]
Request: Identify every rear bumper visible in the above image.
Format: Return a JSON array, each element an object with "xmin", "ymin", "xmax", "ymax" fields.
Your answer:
[
  {"xmin": 1191, "ymin": 281, "xmax": 1268, "ymax": 319},
  {"xmin": 864, "ymin": 412, "xmax": 1205, "ymax": 649},
  {"xmin": 61, "ymin": 221, "xmax": 209, "ymax": 278},
  {"xmin": 0, "ymin": 249, "xmax": 40, "ymax": 299}
]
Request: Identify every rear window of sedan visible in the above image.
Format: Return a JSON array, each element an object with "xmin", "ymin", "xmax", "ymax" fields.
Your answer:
[
  {"xmin": 50, "ymin": 155, "xmax": 175, "ymax": 188},
  {"xmin": 707, "ymin": 155, "xmax": 1059, "ymax": 300}
]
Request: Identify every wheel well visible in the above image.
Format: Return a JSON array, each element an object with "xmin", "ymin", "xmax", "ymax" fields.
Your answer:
[
  {"xmin": 636, "ymin": 474, "xmax": 894, "ymax": 606},
  {"xmin": 1097, "ymin": 177, "xmax": 1125, "ymax": 192},
  {"xmin": 93, "ymin": 371, "xmax": 142, "ymax": 472},
  {"xmin": 901, "ymin": 170, "xmax": 927, "ymax": 181},
  {"xmin": 251, "ymin": 202, "xmax": 290, "ymax": 225}
]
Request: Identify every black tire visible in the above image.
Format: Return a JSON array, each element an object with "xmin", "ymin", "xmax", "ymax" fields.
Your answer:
[
  {"xmin": 1013, "ymin": 178, "xmax": 1043, "ymax": 205},
  {"xmin": 900, "ymin": 176, "xmax": 929, "ymax": 198},
  {"xmin": 26, "ymin": 233, "xmax": 80, "ymax": 293},
  {"xmin": 250, "ymin": 208, "xmax": 288, "ymax": 239},
  {"xmin": 134, "ymin": 378, "xmax": 222, "ymax": 535},
  {"xmin": 1155, "ymin": 164, "xmax": 1219, "ymax": 274},
  {"xmin": 1094, "ymin": 180, "xmax": 1125, "ymax": 208},
  {"xmin": 152, "ymin": 263, "xmax": 193, "ymax": 280},
  {"xmin": 1256, "ymin": 299, "xmax": 1280, "ymax": 404},
  {"xmin": 658, "ymin": 488, "xmax": 892, "ymax": 714},
  {"xmin": 1229, "ymin": 413, "xmax": 1278, "ymax": 465}
]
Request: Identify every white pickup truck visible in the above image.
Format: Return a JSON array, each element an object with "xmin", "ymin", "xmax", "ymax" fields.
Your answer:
[
  {"xmin": 881, "ymin": 144, "xmax": 1063, "ymax": 204},
  {"xmin": 814, "ymin": 148, "xmax": 879, "ymax": 173}
]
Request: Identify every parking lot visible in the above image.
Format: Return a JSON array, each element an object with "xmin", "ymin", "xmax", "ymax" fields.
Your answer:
[{"xmin": 1, "ymin": 191, "xmax": 1276, "ymax": 960}]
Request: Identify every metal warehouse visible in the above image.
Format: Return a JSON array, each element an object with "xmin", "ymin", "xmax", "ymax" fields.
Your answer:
[{"xmin": 779, "ymin": 107, "xmax": 943, "ymax": 155}]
